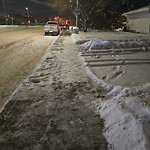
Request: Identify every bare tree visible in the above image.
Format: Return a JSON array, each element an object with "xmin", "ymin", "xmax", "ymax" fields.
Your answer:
[{"xmin": 46, "ymin": 0, "xmax": 150, "ymax": 29}]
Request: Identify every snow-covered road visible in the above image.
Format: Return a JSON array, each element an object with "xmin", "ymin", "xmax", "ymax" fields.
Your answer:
[{"xmin": 0, "ymin": 27, "xmax": 58, "ymax": 108}]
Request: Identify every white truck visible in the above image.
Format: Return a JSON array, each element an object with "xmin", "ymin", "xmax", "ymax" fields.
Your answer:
[{"xmin": 44, "ymin": 21, "xmax": 60, "ymax": 36}]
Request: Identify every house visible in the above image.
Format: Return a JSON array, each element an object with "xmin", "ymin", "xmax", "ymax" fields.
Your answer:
[{"xmin": 122, "ymin": 5, "xmax": 150, "ymax": 34}]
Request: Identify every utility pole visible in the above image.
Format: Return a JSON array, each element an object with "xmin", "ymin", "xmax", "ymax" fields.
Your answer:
[
  {"xmin": 11, "ymin": 17, "xmax": 13, "ymax": 25},
  {"xmin": 2, "ymin": 0, "xmax": 7, "ymax": 25},
  {"xmin": 76, "ymin": 0, "xmax": 79, "ymax": 27}
]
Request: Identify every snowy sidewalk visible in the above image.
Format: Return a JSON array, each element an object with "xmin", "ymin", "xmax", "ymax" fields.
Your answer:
[{"xmin": 0, "ymin": 35, "xmax": 108, "ymax": 150}]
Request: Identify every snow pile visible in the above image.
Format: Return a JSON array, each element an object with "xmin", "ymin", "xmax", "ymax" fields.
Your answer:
[
  {"xmin": 80, "ymin": 39, "xmax": 110, "ymax": 52},
  {"xmin": 92, "ymin": 84, "xmax": 150, "ymax": 150},
  {"xmin": 92, "ymin": 97, "xmax": 149, "ymax": 150}
]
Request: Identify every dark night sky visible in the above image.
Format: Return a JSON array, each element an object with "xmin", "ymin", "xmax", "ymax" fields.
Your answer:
[
  {"xmin": 0, "ymin": 0, "xmax": 150, "ymax": 17},
  {"xmin": 0, "ymin": 0, "xmax": 53, "ymax": 17}
]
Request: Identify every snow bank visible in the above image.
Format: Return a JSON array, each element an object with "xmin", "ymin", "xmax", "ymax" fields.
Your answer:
[
  {"xmin": 92, "ymin": 97, "xmax": 149, "ymax": 150},
  {"xmin": 92, "ymin": 85, "xmax": 150, "ymax": 150},
  {"xmin": 85, "ymin": 64, "xmax": 113, "ymax": 91},
  {"xmin": 90, "ymin": 81, "xmax": 150, "ymax": 150}
]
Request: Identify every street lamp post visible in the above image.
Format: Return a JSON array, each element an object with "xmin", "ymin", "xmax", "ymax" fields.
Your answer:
[
  {"xmin": 26, "ymin": 7, "xmax": 29, "ymax": 18},
  {"xmin": 25, "ymin": 7, "xmax": 30, "ymax": 26}
]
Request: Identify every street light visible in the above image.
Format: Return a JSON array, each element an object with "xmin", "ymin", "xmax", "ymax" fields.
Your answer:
[
  {"xmin": 26, "ymin": 7, "xmax": 29, "ymax": 18},
  {"xmin": 25, "ymin": 7, "xmax": 30, "ymax": 26}
]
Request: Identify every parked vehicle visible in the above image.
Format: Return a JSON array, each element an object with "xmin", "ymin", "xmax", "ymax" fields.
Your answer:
[
  {"xmin": 44, "ymin": 21, "xmax": 60, "ymax": 36},
  {"xmin": 60, "ymin": 24, "xmax": 69, "ymax": 30}
]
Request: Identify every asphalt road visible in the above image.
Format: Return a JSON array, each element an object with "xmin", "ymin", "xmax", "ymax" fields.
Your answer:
[{"xmin": 0, "ymin": 27, "xmax": 58, "ymax": 108}]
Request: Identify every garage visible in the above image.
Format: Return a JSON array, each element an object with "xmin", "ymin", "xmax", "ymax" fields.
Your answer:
[{"xmin": 123, "ymin": 5, "xmax": 150, "ymax": 34}]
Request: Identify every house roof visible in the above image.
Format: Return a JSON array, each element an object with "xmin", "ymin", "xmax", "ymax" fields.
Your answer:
[{"xmin": 122, "ymin": 5, "xmax": 150, "ymax": 16}]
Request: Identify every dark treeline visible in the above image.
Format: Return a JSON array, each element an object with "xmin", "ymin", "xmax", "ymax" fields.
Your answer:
[
  {"xmin": 0, "ymin": 0, "xmax": 149, "ymax": 27},
  {"xmin": 47, "ymin": 0, "xmax": 150, "ymax": 29}
]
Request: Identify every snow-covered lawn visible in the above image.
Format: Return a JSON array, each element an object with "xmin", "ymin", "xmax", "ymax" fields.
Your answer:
[{"xmin": 71, "ymin": 31, "xmax": 150, "ymax": 150}]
